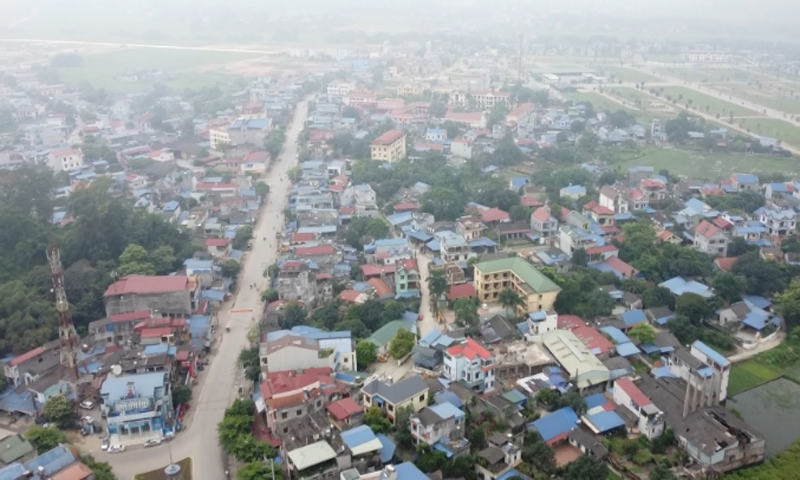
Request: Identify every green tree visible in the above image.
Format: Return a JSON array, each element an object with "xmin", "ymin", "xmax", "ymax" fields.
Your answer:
[
  {"xmin": 80, "ymin": 454, "xmax": 117, "ymax": 480},
  {"xmin": 642, "ymin": 286, "xmax": 675, "ymax": 309},
  {"xmin": 219, "ymin": 259, "xmax": 241, "ymax": 278},
  {"xmin": 261, "ymin": 289, "xmax": 279, "ymax": 303},
  {"xmin": 571, "ymin": 248, "xmax": 588, "ymax": 267},
  {"xmin": 650, "ymin": 462, "xmax": 677, "ymax": 480},
  {"xmin": 427, "ymin": 270, "xmax": 448, "ymax": 319},
  {"xmin": 535, "ymin": 388, "xmax": 560, "ymax": 410},
  {"xmin": 150, "ymin": 245, "xmax": 176, "ymax": 274},
  {"xmin": 389, "ymin": 328, "xmax": 415, "ymax": 359},
  {"xmin": 498, "ymin": 288, "xmax": 525, "ymax": 318},
  {"xmin": 775, "ymin": 280, "xmax": 800, "ymax": 330},
  {"xmin": 675, "ymin": 293, "xmax": 711, "ymax": 323},
  {"xmin": 393, "ymin": 405, "xmax": 415, "ymax": 448},
  {"xmin": 237, "ymin": 461, "xmax": 283, "ymax": 480},
  {"xmin": 522, "ymin": 432, "xmax": 556, "ymax": 475},
  {"xmin": 509, "ymin": 205, "xmax": 529, "ymax": 222},
  {"xmin": 238, "ymin": 346, "xmax": 262, "ymax": 383},
  {"xmin": 172, "ymin": 385, "xmax": 192, "ymax": 406},
  {"xmin": 364, "ymin": 407, "xmax": 392, "ymax": 434},
  {"xmin": 420, "ymin": 186, "xmax": 466, "ymax": 221},
  {"xmin": 628, "ymin": 322, "xmax": 656, "ymax": 344},
  {"xmin": 356, "ymin": 339, "xmax": 377, "ymax": 369},
  {"xmin": 25, "ymin": 426, "xmax": 67, "ymax": 453},
  {"xmin": 563, "ymin": 455, "xmax": 609, "ymax": 480},
  {"xmin": 417, "ymin": 450, "xmax": 448, "ymax": 473},
  {"xmin": 453, "ymin": 298, "xmax": 479, "ymax": 329},
  {"xmin": 712, "ymin": 271, "xmax": 746, "ymax": 304},
  {"xmin": 281, "ymin": 301, "xmax": 307, "ymax": 329},
  {"xmin": 233, "ymin": 225, "xmax": 253, "ymax": 250},
  {"xmin": 287, "ymin": 166, "xmax": 303, "ymax": 182},
  {"xmin": 43, "ymin": 395, "xmax": 73, "ymax": 429},
  {"xmin": 118, "ymin": 244, "xmax": 155, "ymax": 276},
  {"xmin": 255, "ymin": 182, "xmax": 270, "ymax": 197}
]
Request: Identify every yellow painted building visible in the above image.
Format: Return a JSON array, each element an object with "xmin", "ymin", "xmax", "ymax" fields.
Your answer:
[
  {"xmin": 370, "ymin": 129, "xmax": 407, "ymax": 162},
  {"xmin": 360, "ymin": 375, "xmax": 428, "ymax": 424},
  {"xmin": 473, "ymin": 257, "xmax": 561, "ymax": 315}
]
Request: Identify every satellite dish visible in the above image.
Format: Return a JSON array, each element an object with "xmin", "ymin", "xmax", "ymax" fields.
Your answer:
[{"xmin": 111, "ymin": 365, "xmax": 123, "ymax": 376}]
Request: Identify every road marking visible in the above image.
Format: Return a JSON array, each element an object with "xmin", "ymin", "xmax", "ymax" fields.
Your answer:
[{"xmin": 230, "ymin": 308, "xmax": 254, "ymax": 313}]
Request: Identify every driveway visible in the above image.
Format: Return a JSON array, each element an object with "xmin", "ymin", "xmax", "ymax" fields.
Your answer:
[{"xmin": 95, "ymin": 99, "xmax": 309, "ymax": 480}]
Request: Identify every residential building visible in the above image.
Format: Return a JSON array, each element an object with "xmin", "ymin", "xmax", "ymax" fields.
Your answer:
[
  {"xmin": 526, "ymin": 310, "xmax": 558, "ymax": 336},
  {"xmin": 443, "ymin": 337, "xmax": 497, "ymax": 394},
  {"xmin": 354, "ymin": 183, "xmax": 380, "ymax": 218},
  {"xmin": 395, "ymin": 258, "xmax": 421, "ymax": 297},
  {"xmin": 640, "ymin": 178, "xmax": 668, "ymax": 205},
  {"xmin": 285, "ymin": 440, "xmax": 339, "ymax": 480},
  {"xmin": 209, "ymin": 118, "xmax": 272, "ymax": 150},
  {"xmin": 437, "ymin": 230, "xmax": 472, "ymax": 263},
  {"xmin": 758, "ymin": 207, "xmax": 797, "ymax": 237},
  {"xmin": 473, "ymin": 258, "xmax": 562, "ymax": 314},
  {"xmin": 456, "ymin": 215, "xmax": 487, "ymax": 241},
  {"xmin": 692, "ymin": 220, "xmax": 729, "ymax": 256},
  {"xmin": 361, "ymin": 375, "xmax": 429, "ymax": 424},
  {"xmin": 370, "ymin": 130, "xmax": 407, "ymax": 162},
  {"xmin": 475, "ymin": 433, "xmax": 522, "ymax": 480},
  {"xmin": 450, "ymin": 138, "xmax": 475, "ymax": 159},
  {"xmin": 540, "ymin": 329, "xmax": 610, "ymax": 391},
  {"xmin": 260, "ymin": 328, "xmax": 355, "ymax": 374},
  {"xmin": 731, "ymin": 173, "xmax": 759, "ymax": 191},
  {"xmin": 343, "ymin": 91, "xmax": 377, "ymax": 107},
  {"xmin": 100, "ymin": 371, "xmax": 172, "ymax": 437},
  {"xmin": 444, "ymin": 111, "xmax": 486, "ymax": 129},
  {"xmin": 409, "ymin": 402, "xmax": 466, "ymax": 446},
  {"xmin": 530, "ymin": 207, "xmax": 559, "ymax": 238},
  {"xmin": 278, "ymin": 260, "xmax": 324, "ymax": 306},
  {"xmin": 327, "ymin": 82, "xmax": 357, "ymax": 96},
  {"xmin": 48, "ymin": 148, "xmax": 84, "ymax": 172},
  {"xmin": 3, "ymin": 343, "xmax": 59, "ymax": 387},
  {"xmin": 612, "ymin": 378, "xmax": 665, "ymax": 439},
  {"xmin": 627, "ymin": 166, "xmax": 654, "ymax": 185},
  {"xmin": 667, "ymin": 341, "xmax": 730, "ymax": 403},
  {"xmin": 103, "ymin": 275, "xmax": 195, "ymax": 317},
  {"xmin": 425, "ymin": 128, "xmax": 447, "ymax": 142},
  {"xmin": 559, "ymin": 185, "xmax": 586, "ymax": 199}
]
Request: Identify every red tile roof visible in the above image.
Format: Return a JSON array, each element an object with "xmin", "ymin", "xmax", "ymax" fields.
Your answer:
[
  {"xmin": 315, "ymin": 273, "xmax": 333, "ymax": 280},
  {"xmin": 603, "ymin": 256, "xmax": 639, "ymax": 278},
  {"xmin": 267, "ymin": 392, "xmax": 306, "ymax": 410},
  {"xmin": 615, "ymin": 378, "xmax": 652, "ymax": 406},
  {"xmin": 446, "ymin": 283, "xmax": 476, "ymax": 301},
  {"xmin": 714, "ymin": 257, "xmax": 738, "ymax": 271},
  {"xmin": 396, "ymin": 258, "xmax": 419, "ymax": 272},
  {"xmin": 368, "ymin": 278, "xmax": 394, "ymax": 297},
  {"xmin": 340, "ymin": 290, "xmax": 364, "ymax": 303},
  {"xmin": 713, "ymin": 217, "xmax": 733, "ymax": 229},
  {"xmin": 205, "ymin": 238, "xmax": 230, "ymax": 247},
  {"xmin": 194, "ymin": 182, "xmax": 238, "ymax": 189},
  {"xmin": 641, "ymin": 178, "xmax": 665, "ymax": 188},
  {"xmin": 292, "ymin": 232, "xmax": 315, "ymax": 242},
  {"xmin": 572, "ymin": 325, "xmax": 613, "ymax": 354},
  {"xmin": 261, "ymin": 367, "xmax": 333, "ymax": 399},
  {"xmin": 110, "ymin": 310, "xmax": 151, "ymax": 323},
  {"xmin": 140, "ymin": 327, "xmax": 174, "ymax": 338},
  {"xmin": 521, "ymin": 195, "xmax": 544, "ymax": 207},
  {"xmin": 701, "ymin": 186, "xmax": 724, "ymax": 196},
  {"xmin": 657, "ymin": 230, "xmax": 678, "ymax": 242},
  {"xmin": 371, "ymin": 129, "xmax": 406, "ymax": 145},
  {"xmin": 696, "ymin": 220, "xmax": 721, "ymax": 239},
  {"xmin": 10, "ymin": 346, "xmax": 46, "ymax": 366},
  {"xmin": 327, "ymin": 397, "xmax": 362, "ymax": 421},
  {"xmin": 583, "ymin": 200, "xmax": 614, "ymax": 215},
  {"xmin": 394, "ymin": 202, "xmax": 420, "ymax": 212},
  {"xmin": 585, "ymin": 245, "xmax": 618, "ymax": 256},
  {"xmin": 532, "ymin": 206, "xmax": 552, "ymax": 222},
  {"xmin": 477, "ymin": 207, "xmax": 510, "ymax": 223},
  {"xmin": 447, "ymin": 337, "xmax": 492, "ymax": 360},
  {"xmin": 294, "ymin": 245, "xmax": 336, "ymax": 256},
  {"xmin": 360, "ymin": 264, "xmax": 395, "ymax": 277},
  {"xmin": 557, "ymin": 315, "xmax": 584, "ymax": 330},
  {"xmin": 444, "ymin": 111, "xmax": 484, "ymax": 122},
  {"xmin": 104, "ymin": 276, "xmax": 191, "ymax": 297}
]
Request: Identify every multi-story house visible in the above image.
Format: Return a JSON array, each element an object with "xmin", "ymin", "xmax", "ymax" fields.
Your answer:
[
  {"xmin": 353, "ymin": 184, "xmax": 380, "ymax": 218},
  {"xmin": 456, "ymin": 216, "xmax": 486, "ymax": 241},
  {"xmin": 472, "ymin": 258, "xmax": 561, "ymax": 314},
  {"xmin": 3, "ymin": 342, "xmax": 59, "ymax": 387},
  {"xmin": 582, "ymin": 201, "xmax": 615, "ymax": 227},
  {"xmin": 209, "ymin": 118, "xmax": 272, "ymax": 150},
  {"xmin": 370, "ymin": 130, "xmax": 407, "ymax": 162},
  {"xmin": 100, "ymin": 371, "xmax": 172, "ymax": 437},
  {"xmin": 530, "ymin": 207, "xmax": 559, "ymax": 238},
  {"xmin": 343, "ymin": 91, "xmax": 377, "ymax": 107},
  {"xmin": 437, "ymin": 231, "xmax": 472, "ymax": 263},
  {"xmin": 395, "ymin": 258, "xmax": 421, "ymax": 296},
  {"xmin": 476, "ymin": 433, "xmax": 522, "ymax": 480},
  {"xmin": 278, "ymin": 260, "xmax": 322, "ymax": 305},
  {"xmin": 48, "ymin": 148, "xmax": 84, "ymax": 172},
  {"xmin": 559, "ymin": 225, "xmax": 602, "ymax": 254},
  {"xmin": 409, "ymin": 402, "xmax": 466, "ymax": 446},
  {"xmin": 450, "ymin": 138, "xmax": 475, "ymax": 159},
  {"xmin": 361, "ymin": 375, "xmax": 429, "ymax": 424},
  {"xmin": 526, "ymin": 310, "xmax": 558, "ymax": 336},
  {"xmin": 599, "ymin": 185, "xmax": 628, "ymax": 214},
  {"xmin": 103, "ymin": 275, "xmax": 195, "ymax": 318},
  {"xmin": 443, "ymin": 338, "xmax": 497, "ymax": 394},
  {"xmin": 612, "ymin": 378, "xmax": 665, "ymax": 440},
  {"xmin": 667, "ymin": 340, "xmax": 731, "ymax": 403},
  {"xmin": 640, "ymin": 178, "xmax": 667, "ymax": 205},
  {"xmin": 692, "ymin": 220, "xmax": 729, "ymax": 256},
  {"xmin": 326, "ymin": 82, "xmax": 356, "ymax": 96},
  {"xmin": 731, "ymin": 173, "xmax": 759, "ymax": 191},
  {"xmin": 88, "ymin": 310, "xmax": 153, "ymax": 347},
  {"xmin": 627, "ymin": 166, "xmax": 654, "ymax": 185},
  {"xmin": 758, "ymin": 207, "xmax": 797, "ymax": 237},
  {"xmin": 260, "ymin": 328, "xmax": 355, "ymax": 374}
]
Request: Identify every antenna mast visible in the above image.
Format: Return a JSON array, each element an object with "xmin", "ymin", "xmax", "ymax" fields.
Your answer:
[{"xmin": 46, "ymin": 244, "xmax": 85, "ymax": 398}]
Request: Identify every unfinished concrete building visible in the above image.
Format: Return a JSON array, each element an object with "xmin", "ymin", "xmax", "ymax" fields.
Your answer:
[
  {"xmin": 278, "ymin": 260, "xmax": 320, "ymax": 305},
  {"xmin": 103, "ymin": 275, "xmax": 195, "ymax": 317}
]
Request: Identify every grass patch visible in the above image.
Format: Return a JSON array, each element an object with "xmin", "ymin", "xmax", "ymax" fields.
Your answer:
[
  {"xmin": 710, "ymin": 85, "xmax": 800, "ymax": 115},
  {"xmin": 598, "ymin": 66, "xmax": 663, "ymax": 84},
  {"xmin": 56, "ymin": 48, "xmax": 259, "ymax": 93},
  {"xmin": 134, "ymin": 457, "xmax": 192, "ymax": 480},
  {"xmin": 565, "ymin": 91, "xmax": 640, "ymax": 116},
  {"xmin": 732, "ymin": 118, "xmax": 800, "ymax": 145},
  {"xmin": 611, "ymin": 146, "xmax": 800, "ymax": 180},
  {"xmin": 728, "ymin": 360, "xmax": 782, "ymax": 396},
  {"xmin": 658, "ymin": 86, "xmax": 759, "ymax": 117}
]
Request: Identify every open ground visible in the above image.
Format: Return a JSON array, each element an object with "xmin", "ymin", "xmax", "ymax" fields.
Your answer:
[{"xmin": 728, "ymin": 360, "xmax": 782, "ymax": 396}]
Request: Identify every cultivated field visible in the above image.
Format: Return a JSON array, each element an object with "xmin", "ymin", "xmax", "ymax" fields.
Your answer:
[
  {"xmin": 733, "ymin": 118, "xmax": 800, "ymax": 145},
  {"xmin": 728, "ymin": 360, "xmax": 782, "ymax": 396},
  {"xmin": 598, "ymin": 66, "xmax": 663, "ymax": 84},
  {"xmin": 612, "ymin": 147, "xmax": 800, "ymax": 180},
  {"xmin": 657, "ymin": 86, "xmax": 759, "ymax": 117}
]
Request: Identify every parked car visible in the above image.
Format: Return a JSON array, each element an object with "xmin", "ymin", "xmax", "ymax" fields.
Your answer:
[
  {"xmin": 144, "ymin": 438, "xmax": 162, "ymax": 448},
  {"xmin": 82, "ymin": 415, "xmax": 94, "ymax": 424},
  {"xmin": 108, "ymin": 444, "xmax": 125, "ymax": 453},
  {"xmin": 101, "ymin": 438, "xmax": 110, "ymax": 451},
  {"xmin": 80, "ymin": 400, "xmax": 95, "ymax": 410}
]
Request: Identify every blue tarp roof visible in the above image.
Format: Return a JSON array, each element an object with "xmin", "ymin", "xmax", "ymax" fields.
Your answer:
[
  {"xmin": 0, "ymin": 388, "xmax": 40, "ymax": 415},
  {"xmin": 529, "ymin": 407, "xmax": 578, "ymax": 442},
  {"xmin": 584, "ymin": 393, "xmax": 609, "ymax": 410},
  {"xmin": 586, "ymin": 411, "xmax": 626, "ymax": 433}
]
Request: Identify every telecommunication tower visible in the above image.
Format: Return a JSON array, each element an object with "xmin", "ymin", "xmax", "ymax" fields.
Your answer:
[{"xmin": 46, "ymin": 244, "xmax": 88, "ymax": 398}]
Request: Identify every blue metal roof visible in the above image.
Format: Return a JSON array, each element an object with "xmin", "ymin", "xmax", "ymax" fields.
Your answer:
[
  {"xmin": 584, "ymin": 393, "xmax": 609, "ymax": 410},
  {"xmin": 652, "ymin": 366, "xmax": 677, "ymax": 378},
  {"xmin": 529, "ymin": 407, "xmax": 578, "ymax": 442},
  {"xmin": 24, "ymin": 445, "xmax": 75, "ymax": 476},
  {"xmin": 586, "ymin": 411, "xmax": 626, "ymax": 433},
  {"xmin": 692, "ymin": 341, "xmax": 730, "ymax": 367},
  {"xmin": 469, "ymin": 237, "xmax": 497, "ymax": 248},
  {"xmin": 658, "ymin": 277, "xmax": 714, "ymax": 299},
  {"xmin": 599, "ymin": 326, "xmax": 631, "ymax": 344},
  {"xmin": 395, "ymin": 462, "xmax": 429, "ymax": 480},
  {"xmin": 0, "ymin": 463, "xmax": 26, "ymax": 480},
  {"xmin": 429, "ymin": 402, "xmax": 465, "ymax": 421},
  {"xmin": 616, "ymin": 342, "xmax": 641, "ymax": 357},
  {"xmin": 340, "ymin": 425, "xmax": 379, "ymax": 449},
  {"xmin": 620, "ymin": 310, "xmax": 646, "ymax": 326},
  {"xmin": 406, "ymin": 230, "xmax": 433, "ymax": 242},
  {"xmin": 743, "ymin": 295, "xmax": 772, "ymax": 310},
  {"xmin": 434, "ymin": 391, "xmax": 463, "ymax": 409},
  {"xmin": 375, "ymin": 433, "xmax": 396, "ymax": 463},
  {"xmin": 101, "ymin": 372, "xmax": 166, "ymax": 400}
]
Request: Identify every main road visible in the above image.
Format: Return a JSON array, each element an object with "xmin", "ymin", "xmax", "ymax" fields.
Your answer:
[{"xmin": 99, "ymin": 99, "xmax": 309, "ymax": 479}]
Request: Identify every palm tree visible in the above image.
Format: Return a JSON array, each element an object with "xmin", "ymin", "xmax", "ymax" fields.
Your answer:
[
  {"xmin": 427, "ymin": 270, "xmax": 448, "ymax": 319},
  {"xmin": 498, "ymin": 288, "xmax": 525, "ymax": 319}
]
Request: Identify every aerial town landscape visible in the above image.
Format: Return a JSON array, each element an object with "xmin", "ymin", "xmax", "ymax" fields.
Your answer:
[{"xmin": 2, "ymin": 1, "xmax": 800, "ymax": 480}]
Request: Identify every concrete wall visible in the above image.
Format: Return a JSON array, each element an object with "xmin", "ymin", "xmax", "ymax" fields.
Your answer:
[{"xmin": 104, "ymin": 291, "xmax": 192, "ymax": 318}]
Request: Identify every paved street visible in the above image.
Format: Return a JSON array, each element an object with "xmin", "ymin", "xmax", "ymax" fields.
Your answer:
[{"xmin": 96, "ymin": 100, "xmax": 309, "ymax": 480}]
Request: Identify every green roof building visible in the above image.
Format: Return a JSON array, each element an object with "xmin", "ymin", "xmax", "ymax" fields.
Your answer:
[{"xmin": 473, "ymin": 257, "xmax": 561, "ymax": 315}]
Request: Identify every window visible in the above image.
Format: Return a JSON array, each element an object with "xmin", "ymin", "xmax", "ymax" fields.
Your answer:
[
  {"xmin": 296, "ymin": 409, "xmax": 302, "ymax": 416},
  {"xmin": 387, "ymin": 404, "xmax": 394, "ymax": 412},
  {"xmin": 419, "ymin": 394, "xmax": 426, "ymax": 402},
  {"xmin": 281, "ymin": 412, "xmax": 288, "ymax": 419}
]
